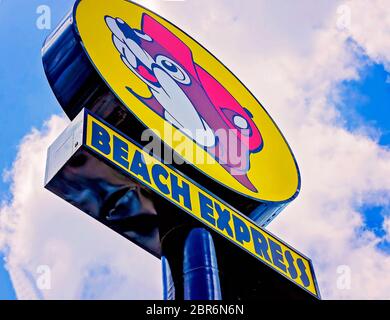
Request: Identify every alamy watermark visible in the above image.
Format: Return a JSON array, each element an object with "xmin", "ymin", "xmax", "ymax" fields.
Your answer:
[
  {"xmin": 336, "ymin": 265, "xmax": 351, "ymax": 290},
  {"xmin": 336, "ymin": 4, "xmax": 352, "ymax": 31},
  {"xmin": 36, "ymin": 265, "xmax": 51, "ymax": 290}
]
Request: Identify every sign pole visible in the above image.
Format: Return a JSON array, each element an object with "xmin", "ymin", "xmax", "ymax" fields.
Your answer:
[
  {"xmin": 183, "ymin": 228, "xmax": 222, "ymax": 300},
  {"xmin": 161, "ymin": 224, "xmax": 222, "ymax": 300}
]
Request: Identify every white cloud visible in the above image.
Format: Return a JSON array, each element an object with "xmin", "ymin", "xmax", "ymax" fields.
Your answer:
[
  {"xmin": 345, "ymin": 0, "xmax": 390, "ymax": 72},
  {"xmin": 0, "ymin": 116, "xmax": 162, "ymax": 299},
  {"xmin": 2, "ymin": 0, "xmax": 390, "ymax": 299},
  {"xmin": 384, "ymin": 216, "xmax": 390, "ymax": 243}
]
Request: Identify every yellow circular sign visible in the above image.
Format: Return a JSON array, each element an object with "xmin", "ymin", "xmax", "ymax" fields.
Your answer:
[{"xmin": 74, "ymin": 0, "xmax": 300, "ymax": 203}]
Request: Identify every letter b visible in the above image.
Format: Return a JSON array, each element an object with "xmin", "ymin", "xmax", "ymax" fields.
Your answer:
[{"xmin": 91, "ymin": 122, "xmax": 111, "ymax": 155}]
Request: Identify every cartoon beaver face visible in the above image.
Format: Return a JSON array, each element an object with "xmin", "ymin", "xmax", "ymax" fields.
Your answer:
[{"xmin": 105, "ymin": 14, "xmax": 263, "ymax": 191}]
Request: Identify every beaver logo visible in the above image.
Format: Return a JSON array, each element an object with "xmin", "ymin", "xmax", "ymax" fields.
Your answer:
[{"xmin": 105, "ymin": 14, "xmax": 263, "ymax": 192}]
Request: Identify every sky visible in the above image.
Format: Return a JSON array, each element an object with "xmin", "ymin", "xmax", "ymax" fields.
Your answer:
[
  {"xmin": 0, "ymin": 0, "xmax": 389, "ymax": 300},
  {"xmin": 0, "ymin": 0, "xmax": 75, "ymax": 299},
  {"xmin": 0, "ymin": 0, "xmax": 74, "ymax": 200}
]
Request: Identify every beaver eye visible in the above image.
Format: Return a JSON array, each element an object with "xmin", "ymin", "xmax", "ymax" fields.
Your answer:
[
  {"xmin": 155, "ymin": 55, "xmax": 191, "ymax": 85},
  {"xmin": 233, "ymin": 115, "xmax": 253, "ymax": 136},
  {"xmin": 233, "ymin": 115, "xmax": 249, "ymax": 129},
  {"xmin": 134, "ymin": 29, "xmax": 153, "ymax": 42}
]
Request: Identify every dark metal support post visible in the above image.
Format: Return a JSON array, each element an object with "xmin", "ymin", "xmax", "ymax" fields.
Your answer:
[
  {"xmin": 161, "ymin": 227, "xmax": 222, "ymax": 300},
  {"xmin": 183, "ymin": 228, "xmax": 222, "ymax": 300}
]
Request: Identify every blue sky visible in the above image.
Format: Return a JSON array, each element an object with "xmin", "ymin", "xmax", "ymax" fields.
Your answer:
[
  {"xmin": 0, "ymin": 0, "xmax": 389, "ymax": 299},
  {"xmin": 0, "ymin": 0, "xmax": 74, "ymax": 300},
  {"xmin": 0, "ymin": 254, "xmax": 15, "ymax": 299},
  {"xmin": 339, "ymin": 60, "xmax": 390, "ymax": 147},
  {"xmin": 337, "ymin": 55, "xmax": 390, "ymax": 251},
  {"xmin": 0, "ymin": 0, "xmax": 74, "ymax": 200}
]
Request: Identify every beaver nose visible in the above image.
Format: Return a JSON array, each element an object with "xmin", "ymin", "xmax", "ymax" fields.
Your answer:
[{"xmin": 105, "ymin": 16, "xmax": 137, "ymax": 42}]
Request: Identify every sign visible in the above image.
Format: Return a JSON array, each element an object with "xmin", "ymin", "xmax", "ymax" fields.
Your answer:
[
  {"xmin": 84, "ymin": 111, "xmax": 319, "ymax": 298},
  {"xmin": 43, "ymin": 0, "xmax": 321, "ymax": 300},
  {"xmin": 73, "ymin": 0, "xmax": 300, "ymax": 207}
]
